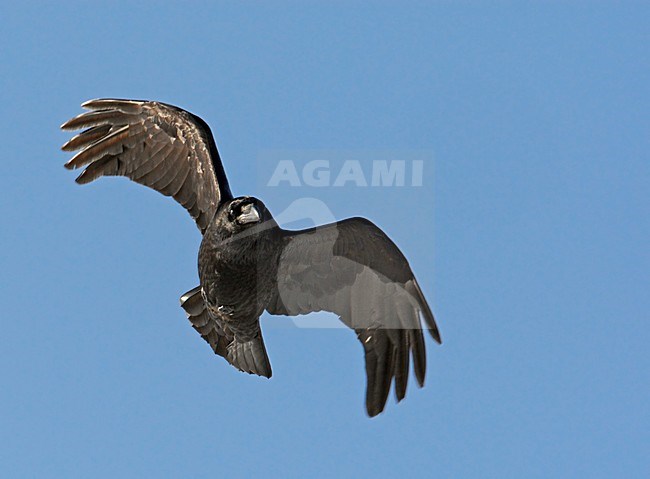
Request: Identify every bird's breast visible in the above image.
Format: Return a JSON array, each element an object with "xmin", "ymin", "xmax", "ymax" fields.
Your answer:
[{"xmin": 198, "ymin": 248, "xmax": 276, "ymax": 320}]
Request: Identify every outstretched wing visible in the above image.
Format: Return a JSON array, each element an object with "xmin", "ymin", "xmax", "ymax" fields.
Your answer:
[
  {"xmin": 266, "ymin": 217, "xmax": 441, "ymax": 417},
  {"xmin": 61, "ymin": 99, "xmax": 233, "ymax": 233}
]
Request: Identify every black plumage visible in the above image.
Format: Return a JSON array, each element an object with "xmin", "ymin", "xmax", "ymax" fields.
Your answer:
[{"xmin": 61, "ymin": 99, "xmax": 441, "ymax": 417}]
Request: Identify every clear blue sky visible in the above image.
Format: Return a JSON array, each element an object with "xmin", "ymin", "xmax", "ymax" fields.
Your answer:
[{"xmin": 1, "ymin": 2, "xmax": 648, "ymax": 478}]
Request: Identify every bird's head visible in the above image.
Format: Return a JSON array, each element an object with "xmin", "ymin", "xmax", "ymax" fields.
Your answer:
[{"xmin": 212, "ymin": 196, "xmax": 276, "ymax": 240}]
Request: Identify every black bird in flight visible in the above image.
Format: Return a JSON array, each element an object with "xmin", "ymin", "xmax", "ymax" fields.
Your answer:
[{"xmin": 61, "ymin": 99, "xmax": 441, "ymax": 417}]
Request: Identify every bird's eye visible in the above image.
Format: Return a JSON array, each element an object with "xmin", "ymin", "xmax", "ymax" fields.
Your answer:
[{"xmin": 228, "ymin": 206, "xmax": 237, "ymax": 222}]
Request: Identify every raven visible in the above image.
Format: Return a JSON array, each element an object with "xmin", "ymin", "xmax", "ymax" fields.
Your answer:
[{"xmin": 61, "ymin": 99, "xmax": 441, "ymax": 417}]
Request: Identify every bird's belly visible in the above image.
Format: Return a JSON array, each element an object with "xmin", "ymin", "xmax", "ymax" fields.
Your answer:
[
  {"xmin": 202, "ymin": 269, "xmax": 262, "ymax": 309},
  {"xmin": 198, "ymin": 237, "xmax": 279, "ymax": 340},
  {"xmin": 199, "ymin": 265, "xmax": 271, "ymax": 339}
]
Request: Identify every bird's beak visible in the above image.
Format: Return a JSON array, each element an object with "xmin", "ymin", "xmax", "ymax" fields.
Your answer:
[{"xmin": 238, "ymin": 204, "xmax": 261, "ymax": 224}]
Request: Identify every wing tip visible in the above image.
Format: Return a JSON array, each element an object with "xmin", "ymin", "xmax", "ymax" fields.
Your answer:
[
  {"xmin": 74, "ymin": 171, "xmax": 93, "ymax": 184},
  {"xmin": 81, "ymin": 98, "xmax": 145, "ymax": 113},
  {"xmin": 60, "ymin": 119, "xmax": 78, "ymax": 131},
  {"xmin": 80, "ymin": 98, "xmax": 103, "ymax": 109},
  {"xmin": 407, "ymin": 280, "xmax": 442, "ymax": 345},
  {"xmin": 366, "ymin": 404, "xmax": 384, "ymax": 418},
  {"xmin": 430, "ymin": 325, "xmax": 442, "ymax": 345},
  {"xmin": 63, "ymin": 151, "xmax": 83, "ymax": 170}
]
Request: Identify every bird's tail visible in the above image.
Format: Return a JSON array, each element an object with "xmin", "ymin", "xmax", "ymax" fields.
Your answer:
[
  {"xmin": 180, "ymin": 286, "xmax": 229, "ymax": 358},
  {"xmin": 180, "ymin": 286, "xmax": 272, "ymax": 378},
  {"xmin": 226, "ymin": 335, "xmax": 273, "ymax": 378}
]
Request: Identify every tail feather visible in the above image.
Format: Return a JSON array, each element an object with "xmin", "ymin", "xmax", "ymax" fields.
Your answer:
[
  {"xmin": 227, "ymin": 336, "xmax": 273, "ymax": 378},
  {"xmin": 180, "ymin": 286, "xmax": 272, "ymax": 378},
  {"xmin": 180, "ymin": 286, "xmax": 228, "ymax": 358}
]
